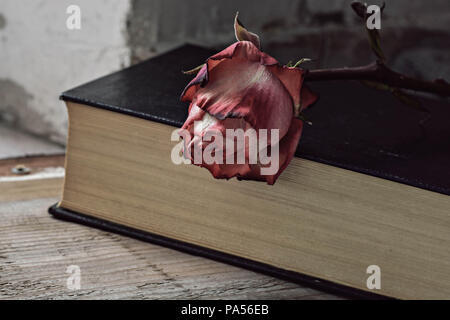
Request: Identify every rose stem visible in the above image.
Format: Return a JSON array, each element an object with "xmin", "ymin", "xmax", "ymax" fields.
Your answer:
[{"xmin": 304, "ymin": 61, "xmax": 450, "ymax": 97}]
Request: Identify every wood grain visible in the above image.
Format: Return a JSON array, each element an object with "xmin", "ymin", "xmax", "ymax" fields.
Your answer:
[{"xmin": 0, "ymin": 178, "xmax": 340, "ymax": 299}]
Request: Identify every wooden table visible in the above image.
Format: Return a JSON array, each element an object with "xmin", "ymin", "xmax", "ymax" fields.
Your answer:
[{"xmin": 0, "ymin": 157, "xmax": 341, "ymax": 299}]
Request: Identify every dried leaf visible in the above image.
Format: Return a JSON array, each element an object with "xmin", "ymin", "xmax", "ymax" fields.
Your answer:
[
  {"xmin": 361, "ymin": 80, "xmax": 390, "ymax": 91},
  {"xmin": 292, "ymin": 58, "xmax": 312, "ymax": 68},
  {"xmin": 234, "ymin": 12, "xmax": 261, "ymax": 49},
  {"xmin": 351, "ymin": 1, "xmax": 367, "ymax": 19},
  {"xmin": 182, "ymin": 64, "xmax": 205, "ymax": 75}
]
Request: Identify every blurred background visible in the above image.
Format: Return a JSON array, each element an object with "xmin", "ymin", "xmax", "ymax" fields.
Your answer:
[{"xmin": 0, "ymin": 0, "xmax": 449, "ymax": 157}]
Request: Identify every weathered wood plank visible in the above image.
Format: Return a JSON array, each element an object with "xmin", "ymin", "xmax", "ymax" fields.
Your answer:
[{"xmin": 0, "ymin": 178, "xmax": 341, "ymax": 299}]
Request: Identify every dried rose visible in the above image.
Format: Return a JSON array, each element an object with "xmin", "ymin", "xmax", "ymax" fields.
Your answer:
[{"xmin": 179, "ymin": 16, "xmax": 317, "ymax": 185}]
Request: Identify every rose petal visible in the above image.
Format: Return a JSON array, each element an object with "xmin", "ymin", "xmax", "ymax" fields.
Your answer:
[
  {"xmin": 299, "ymin": 84, "xmax": 319, "ymax": 111},
  {"xmin": 205, "ymin": 163, "xmax": 252, "ymax": 180},
  {"xmin": 270, "ymin": 118, "xmax": 304, "ymax": 183},
  {"xmin": 240, "ymin": 118, "xmax": 303, "ymax": 185},
  {"xmin": 180, "ymin": 64, "xmax": 209, "ymax": 102},
  {"xmin": 193, "ymin": 59, "xmax": 293, "ymax": 141},
  {"xmin": 181, "ymin": 106, "xmax": 261, "ymax": 180},
  {"xmin": 180, "ymin": 104, "xmax": 207, "ymax": 132},
  {"xmin": 267, "ymin": 65, "xmax": 304, "ymax": 111},
  {"xmin": 181, "ymin": 41, "xmax": 278, "ymax": 103},
  {"xmin": 209, "ymin": 41, "xmax": 278, "ymax": 65}
]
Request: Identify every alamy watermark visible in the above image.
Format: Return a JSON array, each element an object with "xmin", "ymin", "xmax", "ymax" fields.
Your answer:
[
  {"xmin": 66, "ymin": 5, "xmax": 81, "ymax": 30},
  {"xmin": 366, "ymin": 5, "xmax": 381, "ymax": 30},
  {"xmin": 366, "ymin": 265, "xmax": 381, "ymax": 290},
  {"xmin": 171, "ymin": 126, "xmax": 280, "ymax": 176},
  {"xmin": 64, "ymin": 4, "xmax": 380, "ymax": 31},
  {"xmin": 66, "ymin": 265, "xmax": 81, "ymax": 290}
]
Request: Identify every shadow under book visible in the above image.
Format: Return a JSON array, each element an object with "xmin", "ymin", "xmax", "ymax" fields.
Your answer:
[{"xmin": 49, "ymin": 44, "xmax": 450, "ymax": 299}]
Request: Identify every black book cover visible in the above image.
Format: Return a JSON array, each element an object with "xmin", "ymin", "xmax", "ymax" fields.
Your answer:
[
  {"xmin": 60, "ymin": 44, "xmax": 450, "ymax": 196},
  {"xmin": 51, "ymin": 44, "xmax": 450, "ymax": 299}
]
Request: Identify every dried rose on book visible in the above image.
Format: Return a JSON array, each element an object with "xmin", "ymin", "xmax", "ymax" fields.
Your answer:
[
  {"xmin": 179, "ymin": 14, "xmax": 317, "ymax": 185},
  {"xmin": 179, "ymin": 5, "xmax": 449, "ymax": 185}
]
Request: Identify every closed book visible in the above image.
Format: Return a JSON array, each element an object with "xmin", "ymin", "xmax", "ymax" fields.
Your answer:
[{"xmin": 49, "ymin": 44, "xmax": 450, "ymax": 299}]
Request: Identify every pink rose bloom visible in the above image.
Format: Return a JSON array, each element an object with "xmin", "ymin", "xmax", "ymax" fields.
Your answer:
[{"xmin": 180, "ymin": 40, "xmax": 317, "ymax": 185}]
